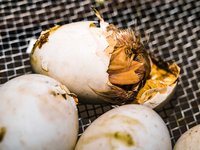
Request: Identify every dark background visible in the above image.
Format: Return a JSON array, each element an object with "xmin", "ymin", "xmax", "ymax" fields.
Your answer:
[{"xmin": 0, "ymin": 0, "xmax": 200, "ymax": 147}]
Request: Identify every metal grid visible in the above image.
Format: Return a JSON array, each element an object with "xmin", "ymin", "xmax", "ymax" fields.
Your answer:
[{"xmin": 0, "ymin": 0, "xmax": 200, "ymax": 147}]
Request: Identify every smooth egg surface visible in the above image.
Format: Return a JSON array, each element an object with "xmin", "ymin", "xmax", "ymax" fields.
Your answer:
[
  {"xmin": 0, "ymin": 74, "xmax": 78, "ymax": 150},
  {"xmin": 174, "ymin": 124, "xmax": 200, "ymax": 150},
  {"xmin": 75, "ymin": 104, "xmax": 172, "ymax": 150}
]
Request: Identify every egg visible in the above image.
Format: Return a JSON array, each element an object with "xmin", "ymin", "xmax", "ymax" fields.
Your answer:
[
  {"xmin": 30, "ymin": 8, "xmax": 180, "ymax": 108},
  {"xmin": 0, "ymin": 74, "xmax": 78, "ymax": 150},
  {"xmin": 31, "ymin": 21, "xmax": 109, "ymax": 104},
  {"xmin": 75, "ymin": 104, "xmax": 172, "ymax": 150},
  {"xmin": 173, "ymin": 124, "xmax": 200, "ymax": 150}
]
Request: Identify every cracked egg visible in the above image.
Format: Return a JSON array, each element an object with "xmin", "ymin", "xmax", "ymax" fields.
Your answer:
[{"xmin": 30, "ymin": 8, "xmax": 180, "ymax": 109}]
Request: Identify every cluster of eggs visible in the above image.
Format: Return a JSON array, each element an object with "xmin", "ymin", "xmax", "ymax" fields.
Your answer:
[
  {"xmin": 0, "ymin": 8, "xmax": 191, "ymax": 150},
  {"xmin": 0, "ymin": 74, "xmax": 172, "ymax": 150}
]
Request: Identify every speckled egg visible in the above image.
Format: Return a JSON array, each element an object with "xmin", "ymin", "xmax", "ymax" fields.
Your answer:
[
  {"xmin": 0, "ymin": 74, "xmax": 78, "ymax": 150},
  {"xmin": 174, "ymin": 124, "xmax": 200, "ymax": 150},
  {"xmin": 75, "ymin": 104, "xmax": 172, "ymax": 150}
]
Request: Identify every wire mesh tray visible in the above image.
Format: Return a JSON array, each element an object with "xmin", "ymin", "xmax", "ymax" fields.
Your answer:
[{"xmin": 0, "ymin": 0, "xmax": 200, "ymax": 147}]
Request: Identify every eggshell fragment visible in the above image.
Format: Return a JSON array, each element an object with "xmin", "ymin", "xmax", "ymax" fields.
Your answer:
[
  {"xmin": 0, "ymin": 74, "xmax": 78, "ymax": 150},
  {"xmin": 142, "ymin": 82, "xmax": 178, "ymax": 111},
  {"xmin": 174, "ymin": 124, "xmax": 200, "ymax": 150},
  {"xmin": 75, "ymin": 104, "xmax": 172, "ymax": 150}
]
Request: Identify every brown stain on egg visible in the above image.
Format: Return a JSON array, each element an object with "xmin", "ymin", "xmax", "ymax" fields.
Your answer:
[
  {"xmin": 80, "ymin": 131, "xmax": 134, "ymax": 147},
  {"xmin": 114, "ymin": 131, "xmax": 134, "ymax": 146},
  {"xmin": 36, "ymin": 93, "xmax": 70, "ymax": 123},
  {"xmin": 78, "ymin": 114, "xmax": 148, "ymax": 148},
  {"xmin": 99, "ymin": 114, "xmax": 146, "ymax": 131},
  {"xmin": 30, "ymin": 55, "xmax": 37, "ymax": 63},
  {"xmin": 0, "ymin": 127, "xmax": 6, "ymax": 142},
  {"xmin": 18, "ymin": 84, "xmax": 29, "ymax": 93},
  {"xmin": 31, "ymin": 25, "xmax": 61, "ymax": 54}
]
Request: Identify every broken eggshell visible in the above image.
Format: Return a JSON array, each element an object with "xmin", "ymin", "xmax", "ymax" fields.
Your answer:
[
  {"xmin": 0, "ymin": 74, "xmax": 78, "ymax": 150},
  {"xmin": 140, "ymin": 82, "xmax": 178, "ymax": 111},
  {"xmin": 30, "ymin": 8, "xmax": 180, "ymax": 108},
  {"xmin": 75, "ymin": 104, "xmax": 172, "ymax": 150}
]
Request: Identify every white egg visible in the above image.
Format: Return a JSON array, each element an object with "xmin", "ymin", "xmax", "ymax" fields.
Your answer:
[
  {"xmin": 0, "ymin": 74, "xmax": 78, "ymax": 150},
  {"xmin": 31, "ymin": 22, "xmax": 109, "ymax": 104},
  {"xmin": 75, "ymin": 104, "xmax": 172, "ymax": 150},
  {"xmin": 173, "ymin": 124, "xmax": 200, "ymax": 150}
]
